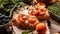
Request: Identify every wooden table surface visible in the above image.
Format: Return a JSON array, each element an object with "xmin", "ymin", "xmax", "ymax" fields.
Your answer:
[{"xmin": 50, "ymin": 19, "xmax": 60, "ymax": 34}]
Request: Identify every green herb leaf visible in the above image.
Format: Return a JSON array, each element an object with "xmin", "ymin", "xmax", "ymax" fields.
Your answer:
[{"xmin": 22, "ymin": 28, "xmax": 34, "ymax": 34}]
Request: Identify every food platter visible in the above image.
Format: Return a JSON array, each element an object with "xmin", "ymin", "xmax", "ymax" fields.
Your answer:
[
  {"xmin": 11, "ymin": 5, "xmax": 50, "ymax": 34},
  {"xmin": 11, "ymin": 6, "xmax": 60, "ymax": 34}
]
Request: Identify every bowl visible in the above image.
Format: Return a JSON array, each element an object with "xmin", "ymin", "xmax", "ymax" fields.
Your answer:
[{"xmin": 49, "ymin": 11, "xmax": 60, "ymax": 22}]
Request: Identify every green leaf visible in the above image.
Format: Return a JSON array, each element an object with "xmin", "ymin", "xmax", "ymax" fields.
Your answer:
[
  {"xmin": 22, "ymin": 28, "xmax": 34, "ymax": 34},
  {"xmin": 22, "ymin": 32, "xmax": 28, "ymax": 34}
]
